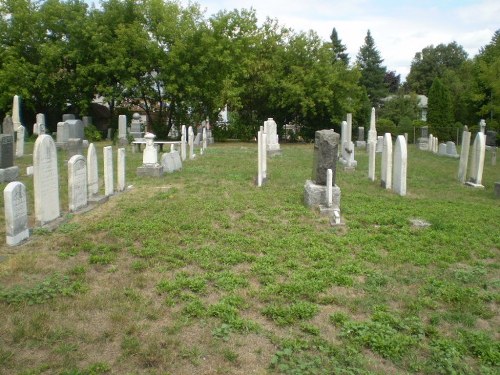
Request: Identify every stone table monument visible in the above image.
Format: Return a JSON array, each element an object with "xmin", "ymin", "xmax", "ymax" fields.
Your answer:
[
  {"xmin": 137, "ymin": 132, "xmax": 163, "ymax": 177},
  {"xmin": 304, "ymin": 129, "xmax": 342, "ymax": 225}
]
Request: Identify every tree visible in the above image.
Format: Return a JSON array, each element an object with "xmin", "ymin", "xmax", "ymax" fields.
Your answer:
[
  {"xmin": 384, "ymin": 70, "xmax": 400, "ymax": 93},
  {"xmin": 406, "ymin": 42, "xmax": 468, "ymax": 95},
  {"xmin": 330, "ymin": 27, "xmax": 349, "ymax": 65},
  {"xmin": 427, "ymin": 77, "xmax": 454, "ymax": 140},
  {"xmin": 356, "ymin": 30, "xmax": 387, "ymax": 108}
]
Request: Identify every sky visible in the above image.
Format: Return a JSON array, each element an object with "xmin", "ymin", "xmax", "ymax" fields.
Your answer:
[{"xmin": 183, "ymin": 0, "xmax": 500, "ymax": 81}]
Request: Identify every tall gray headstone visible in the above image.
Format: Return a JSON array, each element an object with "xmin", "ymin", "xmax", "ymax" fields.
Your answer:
[
  {"xmin": 368, "ymin": 140, "xmax": 376, "ymax": 181},
  {"xmin": 66, "ymin": 119, "xmax": 84, "ymax": 140},
  {"xmin": 87, "ymin": 143, "xmax": 99, "ymax": 198},
  {"xmin": 12, "ymin": 95, "xmax": 22, "ymax": 131},
  {"xmin": 0, "ymin": 135, "xmax": 14, "ymax": 168},
  {"xmin": 381, "ymin": 133, "xmax": 393, "ymax": 189},
  {"xmin": 458, "ymin": 127, "xmax": 471, "ymax": 183},
  {"xmin": 312, "ymin": 129, "xmax": 339, "ymax": 186},
  {"xmin": 4, "ymin": 181, "xmax": 29, "ymax": 246},
  {"xmin": 2, "ymin": 115, "xmax": 14, "ymax": 136},
  {"xmin": 68, "ymin": 155, "xmax": 88, "ymax": 212},
  {"xmin": 181, "ymin": 125, "xmax": 187, "ymax": 161},
  {"xmin": 393, "ymin": 135, "xmax": 407, "ymax": 196},
  {"xmin": 33, "ymin": 135, "xmax": 60, "ymax": 225},
  {"xmin": 467, "ymin": 132, "xmax": 486, "ymax": 186},
  {"xmin": 57, "ymin": 121, "xmax": 70, "ymax": 144},
  {"xmin": 118, "ymin": 115, "xmax": 127, "ymax": 141}
]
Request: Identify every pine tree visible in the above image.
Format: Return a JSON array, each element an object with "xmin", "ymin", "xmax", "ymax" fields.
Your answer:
[
  {"xmin": 356, "ymin": 30, "xmax": 388, "ymax": 108},
  {"xmin": 427, "ymin": 77, "xmax": 454, "ymax": 140},
  {"xmin": 330, "ymin": 27, "xmax": 349, "ymax": 65}
]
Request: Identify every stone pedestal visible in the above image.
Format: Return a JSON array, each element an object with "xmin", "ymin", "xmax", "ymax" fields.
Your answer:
[{"xmin": 137, "ymin": 165, "xmax": 163, "ymax": 177}]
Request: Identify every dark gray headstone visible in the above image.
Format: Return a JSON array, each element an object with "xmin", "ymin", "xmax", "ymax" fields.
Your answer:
[
  {"xmin": 312, "ymin": 129, "xmax": 339, "ymax": 186},
  {"xmin": 0, "ymin": 135, "xmax": 14, "ymax": 168},
  {"xmin": 2, "ymin": 116, "xmax": 14, "ymax": 136},
  {"xmin": 486, "ymin": 131, "xmax": 497, "ymax": 147},
  {"xmin": 421, "ymin": 126, "xmax": 428, "ymax": 138},
  {"xmin": 358, "ymin": 127, "xmax": 365, "ymax": 141}
]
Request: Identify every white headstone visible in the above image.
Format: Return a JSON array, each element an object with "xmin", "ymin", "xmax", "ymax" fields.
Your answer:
[
  {"xmin": 4, "ymin": 181, "xmax": 29, "ymax": 245},
  {"xmin": 326, "ymin": 169, "xmax": 333, "ymax": 207},
  {"xmin": 188, "ymin": 126, "xmax": 195, "ymax": 160},
  {"xmin": 458, "ymin": 128, "xmax": 471, "ymax": 183},
  {"xmin": 202, "ymin": 128, "xmax": 207, "ymax": 150},
  {"xmin": 15, "ymin": 125, "xmax": 25, "ymax": 157},
  {"xmin": 172, "ymin": 150, "xmax": 182, "ymax": 170},
  {"xmin": 468, "ymin": 132, "xmax": 486, "ymax": 186},
  {"xmin": 117, "ymin": 148, "xmax": 126, "ymax": 191},
  {"xmin": 367, "ymin": 107, "xmax": 377, "ymax": 144},
  {"xmin": 87, "ymin": 143, "xmax": 99, "ymax": 197},
  {"xmin": 393, "ymin": 135, "xmax": 407, "ymax": 196},
  {"xmin": 68, "ymin": 155, "xmax": 88, "ymax": 212},
  {"xmin": 264, "ymin": 118, "xmax": 280, "ymax": 151},
  {"xmin": 257, "ymin": 130, "xmax": 263, "ymax": 187},
  {"xmin": 103, "ymin": 146, "xmax": 114, "ymax": 196},
  {"xmin": 181, "ymin": 125, "xmax": 187, "ymax": 161},
  {"xmin": 33, "ymin": 135, "xmax": 60, "ymax": 225},
  {"xmin": 376, "ymin": 136, "xmax": 383, "ymax": 153},
  {"xmin": 12, "ymin": 95, "xmax": 21, "ymax": 131},
  {"xmin": 261, "ymin": 132, "xmax": 267, "ymax": 179},
  {"xmin": 118, "ymin": 115, "xmax": 127, "ymax": 140},
  {"xmin": 368, "ymin": 140, "xmax": 376, "ymax": 181},
  {"xmin": 57, "ymin": 121, "xmax": 69, "ymax": 143},
  {"xmin": 161, "ymin": 153, "xmax": 176, "ymax": 173},
  {"xmin": 479, "ymin": 119, "xmax": 486, "ymax": 134},
  {"xmin": 381, "ymin": 133, "xmax": 393, "ymax": 189},
  {"xmin": 438, "ymin": 143, "xmax": 447, "ymax": 155},
  {"xmin": 143, "ymin": 133, "xmax": 158, "ymax": 165}
]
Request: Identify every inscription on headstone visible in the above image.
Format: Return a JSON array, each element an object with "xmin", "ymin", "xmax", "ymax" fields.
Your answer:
[{"xmin": 68, "ymin": 155, "xmax": 88, "ymax": 212}]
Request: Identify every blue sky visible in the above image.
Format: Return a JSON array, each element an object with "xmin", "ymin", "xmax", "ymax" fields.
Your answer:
[{"xmin": 186, "ymin": 0, "xmax": 500, "ymax": 81}]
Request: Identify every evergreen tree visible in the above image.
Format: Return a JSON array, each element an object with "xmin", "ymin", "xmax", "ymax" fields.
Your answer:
[
  {"xmin": 427, "ymin": 77, "xmax": 454, "ymax": 140},
  {"xmin": 330, "ymin": 27, "xmax": 349, "ymax": 65},
  {"xmin": 356, "ymin": 30, "xmax": 388, "ymax": 108}
]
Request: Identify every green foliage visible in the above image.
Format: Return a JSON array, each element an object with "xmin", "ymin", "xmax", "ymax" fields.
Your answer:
[
  {"xmin": 375, "ymin": 118, "xmax": 396, "ymax": 135},
  {"xmin": 262, "ymin": 301, "xmax": 319, "ymax": 326},
  {"xmin": 427, "ymin": 78, "xmax": 454, "ymax": 140},
  {"xmin": 0, "ymin": 273, "xmax": 86, "ymax": 305},
  {"xmin": 83, "ymin": 124, "xmax": 102, "ymax": 142}
]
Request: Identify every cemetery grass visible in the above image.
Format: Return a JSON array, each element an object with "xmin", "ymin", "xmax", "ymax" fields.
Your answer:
[{"xmin": 0, "ymin": 141, "xmax": 499, "ymax": 375}]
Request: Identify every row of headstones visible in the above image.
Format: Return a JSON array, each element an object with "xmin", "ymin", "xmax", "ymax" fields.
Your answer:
[
  {"xmin": 368, "ymin": 134, "xmax": 408, "ymax": 196},
  {"xmin": 256, "ymin": 118, "xmax": 281, "ymax": 186},
  {"xmin": 3, "ymin": 135, "xmax": 127, "ymax": 246}
]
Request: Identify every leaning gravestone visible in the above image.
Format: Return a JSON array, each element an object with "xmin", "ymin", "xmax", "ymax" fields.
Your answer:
[
  {"xmin": 68, "ymin": 155, "xmax": 88, "ymax": 212},
  {"xmin": 33, "ymin": 135, "xmax": 60, "ymax": 225},
  {"xmin": 4, "ymin": 181, "xmax": 29, "ymax": 245}
]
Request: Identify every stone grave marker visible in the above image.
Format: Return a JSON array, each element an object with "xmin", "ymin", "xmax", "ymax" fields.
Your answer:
[
  {"xmin": 4, "ymin": 181, "xmax": 29, "ymax": 245},
  {"xmin": 438, "ymin": 143, "xmax": 447, "ymax": 155},
  {"xmin": 137, "ymin": 133, "xmax": 163, "ymax": 177},
  {"xmin": 68, "ymin": 155, "xmax": 88, "ymax": 212},
  {"xmin": 393, "ymin": 135, "xmax": 407, "ymax": 196},
  {"xmin": 367, "ymin": 107, "xmax": 377, "ymax": 144},
  {"xmin": 368, "ymin": 140, "xmax": 376, "ymax": 181},
  {"xmin": 466, "ymin": 132, "xmax": 486, "ymax": 187},
  {"xmin": 87, "ymin": 143, "xmax": 99, "ymax": 198},
  {"xmin": 67, "ymin": 138, "xmax": 83, "ymax": 159},
  {"xmin": 0, "ymin": 134, "xmax": 14, "ymax": 168},
  {"xmin": 118, "ymin": 115, "xmax": 127, "ymax": 145},
  {"xmin": 66, "ymin": 119, "xmax": 84, "ymax": 140},
  {"xmin": 33, "ymin": 135, "xmax": 60, "ymax": 225},
  {"xmin": 103, "ymin": 146, "xmax": 114, "ymax": 196},
  {"xmin": 181, "ymin": 125, "xmax": 187, "ymax": 161},
  {"xmin": 117, "ymin": 148, "xmax": 126, "ymax": 191},
  {"xmin": 458, "ymin": 126, "xmax": 471, "ymax": 183},
  {"xmin": 12, "ymin": 95, "xmax": 22, "ymax": 131},
  {"xmin": 381, "ymin": 133, "xmax": 393, "ymax": 189},
  {"xmin": 264, "ymin": 118, "xmax": 281, "ymax": 155},
  {"xmin": 2, "ymin": 115, "xmax": 14, "ymax": 136}
]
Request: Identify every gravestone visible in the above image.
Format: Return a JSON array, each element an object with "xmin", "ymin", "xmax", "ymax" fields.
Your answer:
[
  {"xmin": 486, "ymin": 131, "xmax": 497, "ymax": 147},
  {"xmin": 4, "ymin": 181, "xmax": 29, "ymax": 245},
  {"xmin": 202, "ymin": 128, "xmax": 207, "ymax": 151},
  {"xmin": 129, "ymin": 113, "xmax": 144, "ymax": 139},
  {"xmin": 103, "ymin": 146, "xmax": 114, "ymax": 196},
  {"xmin": 33, "ymin": 135, "xmax": 60, "ymax": 225},
  {"xmin": 340, "ymin": 114, "xmax": 357, "ymax": 169},
  {"xmin": 417, "ymin": 126, "xmax": 429, "ymax": 150},
  {"xmin": 264, "ymin": 118, "xmax": 281, "ymax": 155},
  {"xmin": 445, "ymin": 141, "xmax": 459, "ymax": 158},
  {"xmin": 62, "ymin": 114, "xmax": 75, "ymax": 121},
  {"xmin": 181, "ymin": 125, "xmax": 187, "ymax": 161},
  {"xmin": 356, "ymin": 127, "xmax": 366, "ymax": 148},
  {"xmin": 367, "ymin": 107, "xmax": 377, "ymax": 144},
  {"xmin": 66, "ymin": 119, "xmax": 84, "ymax": 140},
  {"xmin": 67, "ymin": 138, "xmax": 83, "ymax": 159},
  {"xmin": 117, "ymin": 148, "xmax": 126, "ymax": 191},
  {"xmin": 172, "ymin": 150, "xmax": 182, "ymax": 170},
  {"xmin": 458, "ymin": 127, "xmax": 471, "ymax": 183},
  {"xmin": 466, "ymin": 132, "xmax": 486, "ymax": 188},
  {"xmin": 87, "ymin": 143, "xmax": 99, "ymax": 198},
  {"xmin": 0, "ymin": 135, "xmax": 14, "ymax": 168},
  {"xmin": 304, "ymin": 129, "xmax": 341, "ymax": 224},
  {"xmin": 381, "ymin": 133, "xmax": 392, "ymax": 189},
  {"xmin": 68, "ymin": 155, "xmax": 88, "ymax": 212},
  {"xmin": 2, "ymin": 115, "xmax": 14, "ymax": 136},
  {"xmin": 194, "ymin": 132, "xmax": 202, "ymax": 146},
  {"xmin": 257, "ymin": 130, "xmax": 267, "ymax": 186},
  {"xmin": 161, "ymin": 152, "xmax": 176, "ymax": 173},
  {"xmin": 56, "ymin": 121, "xmax": 70, "ymax": 147},
  {"xmin": 118, "ymin": 115, "xmax": 127, "ymax": 145},
  {"xmin": 137, "ymin": 133, "xmax": 163, "ymax": 177},
  {"xmin": 33, "ymin": 113, "xmax": 46, "ymax": 135},
  {"xmin": 16, "ymin": 125, "xmax": 25, "ymax": 157},
  {"xmin": 438, "ymin": 143, "xmax": 447, "ymax": 155},
  {"xmin": 12, "ymin": 95, "xmax": 22, "ymax": 131},
  {"xmin": 393, "ymin": 135, "xmax": 407, "ymax": 196},
  {"xmin": 188, "ymin": 126, "xmax": 195, "ymax": 160},
  {"xmin": 368, "ymin": 140, "xmax": 376, "ymax": 182},
  {"xmin": 479, "ymin": 119, "xmax": 486, "ymax": 134},
  {"xmin": 376, "ymin": 136, "xmax": 383, "ymax": 153}
]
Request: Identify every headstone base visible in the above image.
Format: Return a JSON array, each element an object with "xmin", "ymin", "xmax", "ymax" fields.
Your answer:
[
  {"xmin": 355, "ymin": 141, "xmax": 366, "ymax": 148},
  {"xmin": 137, "ymin": 165, "xmax": 163, "ymax": 177},
  {"xmin": 304, "ymin": 180, "xmax": 341, "ymax": 209},
  {"xmin": 0, "ymin": 166, "xmax": 19, "ymax": 183},
  {"xmin": 6, "ymin": 228, "xmax": 30, "ymax": 246},
  {"xmin": 88, "ymin": 195, "xmax": 109, "ymax": 205},
  {"xmin": 465, "ymin": 181, "xmax": 485, "ymax": 189},
  {"xmin": 494, "ymin": 182, "xmax": 500, "ymax": 198},
  {"xmin": 417, "ymin": 138, "xmax": 428, "ymax": 151},
  {"xmin": 319, "ymin": 206, "xmax": 344, "ymax": 226}
]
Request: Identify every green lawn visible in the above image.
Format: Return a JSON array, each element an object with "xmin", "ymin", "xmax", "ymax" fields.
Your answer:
[{"xmin": 0, "ymin": 140, "xmax": 499, "ymax": 374}]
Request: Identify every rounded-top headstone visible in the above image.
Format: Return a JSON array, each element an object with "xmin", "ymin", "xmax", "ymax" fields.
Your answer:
[{"xmin": 312, "ymin": 129, "xmax": 339, "ymax": 186}]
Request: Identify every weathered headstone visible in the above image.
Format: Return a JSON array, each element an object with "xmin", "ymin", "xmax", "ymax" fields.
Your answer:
[
  {"xmin": 202, "ymin": 127, "xmax": 207, "ymax": 151},
  {"xmin": 257, "ymin": 130, "xmax": 267, "ymax": 186},
  {"xmin": 367, "ymin": 107, "xmax": 377, "ymax": 144},
  {"xmin": 368, "ymin": 140, "xmax": 376, "ymax": 182},
  {"xmin": 56, "ymin": 121, "xmax": 70, "ymax": 145},
  {"xmin": 33, "ymin": 135, "xmax": 60, "ymax": 225},
  {"xmin": 376, "ymin": 136, "xmax": 383, "ymax": 153},
  {"xmin": 68, "ymin": 155, "xmax": 88, "ymax": 212},
  {"xmin": 479, "ymin": 119, "xmax": 486, "ymax": 134},
  {"xmin": 103, "ymin": 146, "xmax": 114, "ymax": 196},
  {"xmin": 181, "ymin": 125, "xmax": 187, "ymax": 161},
  {"xmin": 312, "ymin": 130, "xmax": 339, "ymax": 186},
  {"xmin": 466, "ymin": 132, "xmax": 486, "ymax": 187},
  {"xmin": 172, "ymin": 150, "xmax": 182, "ymax": 171},
  {"xmin": 356, "ymin": 127, "xmax": 366, "ymax": 148},
  {"xmin": 12, "ymin": 95, "xmax": 22, "ymax": 131},
  {"xmin": 438, "ymin": 143, "xmax": 447, "ymax": 155},
  {"xmin": 161, "ymin": 152, "xmax": 176, "ymax": 173},
  {"xmin": 486, "ymin": 130, "xmax": 497, "ymax": 147},
  {"xmin": 129, "ymin": 113, "xmax": 144, "ymax": 140},
  {"xmin": 188, "ymin": 126, "xmax": 195, "ymax": 160},
  {"xmin": 118, "ymin": 115, "xmax": 127, "ymax": 145},
  {"xmin": 417, "ymin": 126, "xmax": 429, "ymax": 150},
  {"xmin": 87, "ymin": 143, "xmax": 99, "ymax": 198},
  {"xmin": 33, "ymin": 113, "xmax": 46, "ymax": 135},
  {"xmin": 264, "ymin": 118, "xmax": 281, "ymax": 155},
  {"xmin": 117, "ymin": 148, "xmax": 126, "ymax": 191},
  {"xmin": 0, "ymin": 135, "xmax": 14, "ymax": 168},
  {"xmin": 137, "ymin": 133, "xmax": 163, "ymax": 177},
  {"xmin": 15, "ymin": 125, "xmax": 25, "ymax": 157},
  {"xmin": 381, "ymin": 133, "xmax": 393, "ymax": 189},
  {"xmin": 4, "ymin": 181, "xmax": 29, "ymax": 245},
  {"xmin": 458, "ymin": 127, "xmax": 471, "ymax": 183},
  {"xmin": 66, "ymin": 119, "xmax": 84, "ymax": 140},
  {"xmin": 2, "ymin": 115, "xmax": 14, "ymax": 136},
  {"xmin": 393, "ymin": 135, "xmax": 407, "ymax": 196}
]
